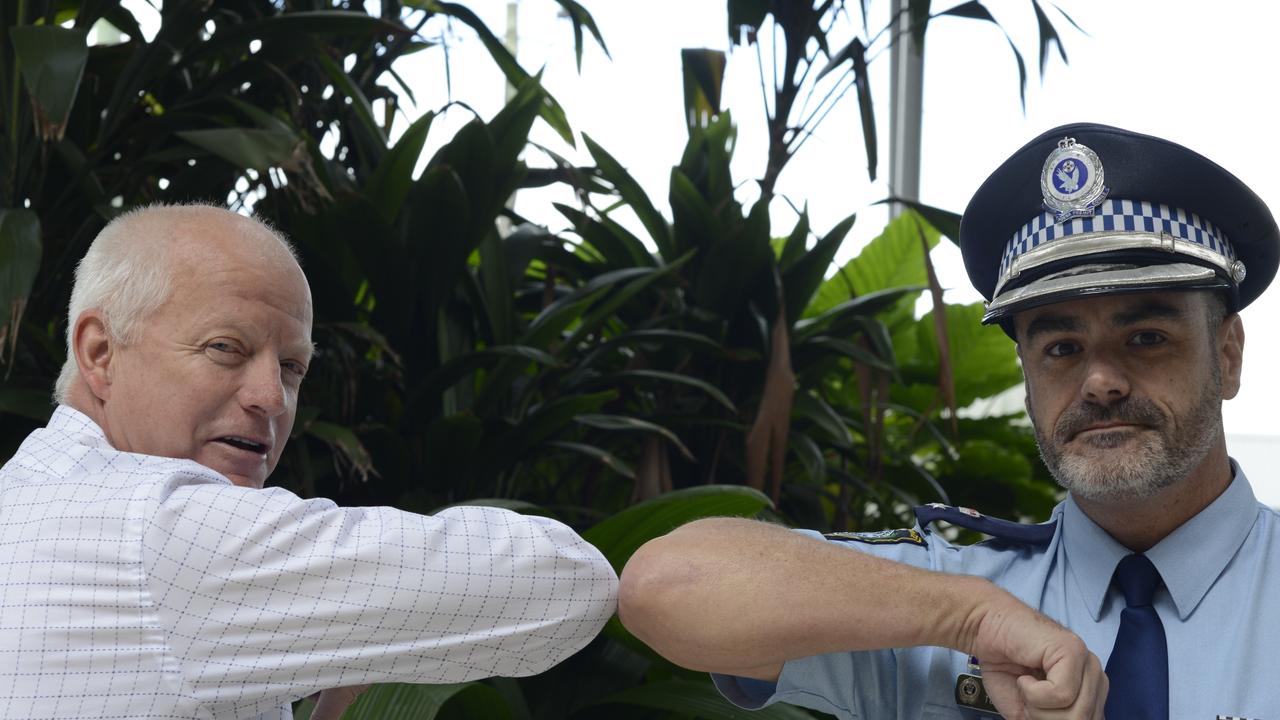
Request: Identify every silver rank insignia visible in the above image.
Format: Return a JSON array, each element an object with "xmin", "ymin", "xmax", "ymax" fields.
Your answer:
[{"xmin": 1041, "ymin": 136, "xmax": 1109, "ymax": 223}]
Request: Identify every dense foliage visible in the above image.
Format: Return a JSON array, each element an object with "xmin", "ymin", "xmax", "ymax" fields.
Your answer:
[{"xmin": 1, "ymin": 1, "xmax": 1074, "ymax": 717}]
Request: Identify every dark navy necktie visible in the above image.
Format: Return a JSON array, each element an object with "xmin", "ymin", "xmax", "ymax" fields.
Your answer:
[{"xmin": 1104, "ymin": 554, "xmax": 1169, "ymax": 719}]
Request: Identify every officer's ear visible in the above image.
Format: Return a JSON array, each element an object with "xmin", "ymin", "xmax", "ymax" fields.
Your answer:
[
  {"xmin": 1217, "ymin": 312, "xmax": 1244, "ymax": 400},
  {"xmin": 73, "ymin": 310, "xmax": 115, "ymax": 402},
  {"xmin": 1012, "ymin": 341, "xmax": 1036, "ymax": 414}
]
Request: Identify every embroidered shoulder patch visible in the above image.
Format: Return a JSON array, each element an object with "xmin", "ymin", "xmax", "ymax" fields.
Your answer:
[{"xmin": 824, "ymin": 528, "xmax": 927, "ymax": 547}]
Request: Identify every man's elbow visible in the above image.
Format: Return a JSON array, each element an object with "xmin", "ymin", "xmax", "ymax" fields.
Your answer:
[
  {"xmin": 578, "ymin": 543, "xmax": 620, "ymax": 629},
  {"xmin": 541, "ymin": 522, "xmax": 618, "ymax": 634}
]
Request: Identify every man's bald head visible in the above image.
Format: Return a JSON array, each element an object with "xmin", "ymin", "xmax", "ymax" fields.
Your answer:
[
  {"xmin": 54, "ymin": 204, "xmax": 299, "ymax": 403},
  {"xmin": 58, "ymin": 203, "xmax": 313, "ymax": 487}
]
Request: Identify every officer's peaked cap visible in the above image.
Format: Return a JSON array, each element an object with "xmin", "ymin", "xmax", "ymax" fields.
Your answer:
[{"xmin": 959, "ymin": 122, "xmax": 1279, "ymax": 326}]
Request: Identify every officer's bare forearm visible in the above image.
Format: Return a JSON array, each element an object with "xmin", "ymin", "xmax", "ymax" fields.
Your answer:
[{"xmin": 618, "ymin": 517, "xmax": 1002, "ymax": 678}]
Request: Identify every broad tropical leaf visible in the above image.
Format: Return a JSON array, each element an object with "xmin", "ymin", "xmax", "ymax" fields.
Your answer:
[
  {"xmin": 583, "ymin": 134, "xmax": 674, "ymax": 259},
  {"xmin": 936, "ymin": 1, "xmax": 1029, "ymax": 106},
  {"xmin": 781, "ymin": 212, "xmax": 856, "ymax": 325},
  {"xmin": 366, "ymin": 112, "xmax": 435, "ymax": 224},
  {"xmin": 574, "ymin": 413, "xmax": 695, "ymax": 461},
  {"xmin": 546, "ymin": 440, "xmax": 635, "ymax": 480},
  {"xmin": 303, "ymin": 421, "xmax": 376, "ymax": 481},
  {"xmin": 592, "ymin": 677, "xmax": 814, "ymax": 719},
  {"xmin": 583, "ymin": 485, "xmax": 772, "ymax": 572},
  {"xmin": 304, "ymin": 680, "xmax": 511, "ymax": 720},
  {"xmin": 177, "ymin": 128, "xmax": 302, "ymax": 174},
  {"xmin": 550, "ymin": 0, "xmax": 611, "ymax": 70},
  {"xmin": 0, "ymin": 209, "xmax": 41, "ymax": 365},
  {"xmin": 9, "ymin": 26, "xmax": 89, "ymax": 141}
]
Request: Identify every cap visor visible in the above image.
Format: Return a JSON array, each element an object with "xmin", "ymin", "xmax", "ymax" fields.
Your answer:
[{"xmin": 982, "ymin": 262, "xmax": 1227, "ymax": 323}]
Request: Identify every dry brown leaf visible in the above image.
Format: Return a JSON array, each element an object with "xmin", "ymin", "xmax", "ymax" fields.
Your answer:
[
  {"xmin": 632, "ymin": 434, "xmax": 672, "ymax": 502},
  {"xmin": 745, "ymin": 307, "xmax": 796, "ymax": 502}
]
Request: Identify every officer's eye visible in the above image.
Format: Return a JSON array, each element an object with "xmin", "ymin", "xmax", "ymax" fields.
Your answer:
[
  {"xmin": 1045, "ymin": 341, "xmax": 1079, "ymax": 358},
  {"xmin": 1129, "ymin": 330, "xmax": 1166, "ymax": 347}
]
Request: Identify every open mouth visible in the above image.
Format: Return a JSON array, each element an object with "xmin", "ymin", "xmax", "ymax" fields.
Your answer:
[{"xmin": 216, "ymin": 436, "xmax": 269, "ymax": 454}]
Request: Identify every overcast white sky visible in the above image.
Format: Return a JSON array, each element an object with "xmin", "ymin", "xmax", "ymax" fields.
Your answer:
[{"xmin": 393, "ymin": 0, "xmax": 1280, "ymax": 504}]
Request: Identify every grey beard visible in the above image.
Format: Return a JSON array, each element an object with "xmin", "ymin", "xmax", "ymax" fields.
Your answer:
[{"xmin": 1033, "ymin": 363, "xmax": 1223, "ymax": 502}]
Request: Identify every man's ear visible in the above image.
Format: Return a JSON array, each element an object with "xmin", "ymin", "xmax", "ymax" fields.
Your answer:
[
  {"xmin": 73, "ymin": 310, "xmax": 115, "ymax": 402},
  {"xmin": 1218, "ymin": 313, "xmax": 1245, "ymax": 400}
]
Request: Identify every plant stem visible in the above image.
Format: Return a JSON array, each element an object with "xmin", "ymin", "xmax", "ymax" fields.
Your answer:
[{"xmin": 8, "ymin": 0, "xmax": 28, "ymax": 196}]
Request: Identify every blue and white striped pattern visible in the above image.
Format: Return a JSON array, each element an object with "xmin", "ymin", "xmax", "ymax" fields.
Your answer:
[{"xmin": 999, "ymin": 199, "xmax": 1234, "ymax": 279}]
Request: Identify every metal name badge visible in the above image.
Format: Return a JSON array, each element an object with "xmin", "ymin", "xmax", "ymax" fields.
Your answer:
[
  {"xmin": 954, "ymin": 672, "xmax": 1002, "ymax": 716},
  {"xmin": 1041, "ymin": 137, "xmax": 1109, "ymax": 223}
]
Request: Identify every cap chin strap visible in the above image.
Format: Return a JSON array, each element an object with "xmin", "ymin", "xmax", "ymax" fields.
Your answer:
[
  {"xmin": 993, "ymin": 230, "xmax": 1245, "ymax": 300},
  {"xmin": 982, "ymin": 262, "xmax": 1226, "ymax": 324}
]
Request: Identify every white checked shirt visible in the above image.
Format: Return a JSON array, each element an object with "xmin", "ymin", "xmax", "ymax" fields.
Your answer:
[{"xmin": 0, "ymin": 406, "xmax": 618, "ymax": 719}]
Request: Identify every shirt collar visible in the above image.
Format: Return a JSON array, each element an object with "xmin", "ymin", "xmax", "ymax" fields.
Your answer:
[
  {"xmin": 1147, "ymin": 460, "xmax": 1259, "ymax": 620},
  {"xmin": 1063, "ymin": 460, "xmax": 1260, "ymax": 621},
  {"xmin": 47, "ymin": 404, "xmax": 112, "ymax": 449}
]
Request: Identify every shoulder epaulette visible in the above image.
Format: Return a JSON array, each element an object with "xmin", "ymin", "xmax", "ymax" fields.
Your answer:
[
  {"xmin": 823, "ymin": 527, "xmax": 927, "ymax": 548},
  {"xmin": 913, "ymin": 503, "xmax": 1057, "ymax": 546}
]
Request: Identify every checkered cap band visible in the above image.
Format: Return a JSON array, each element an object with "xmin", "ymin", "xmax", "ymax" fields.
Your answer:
[{"xmin": 999, "ymin": 199, "xmax": 1234, "ymax": 279}]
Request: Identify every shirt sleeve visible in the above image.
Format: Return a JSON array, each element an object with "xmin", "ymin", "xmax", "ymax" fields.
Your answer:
[{"xmin": 139, "ymin": 475, "xmax": 617, "ymax": 711}]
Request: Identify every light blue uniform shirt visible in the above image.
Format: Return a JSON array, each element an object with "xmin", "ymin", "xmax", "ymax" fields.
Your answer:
[{"xmin": 714, "ymin": 462, "xmax": 1278, "ymax": 719}]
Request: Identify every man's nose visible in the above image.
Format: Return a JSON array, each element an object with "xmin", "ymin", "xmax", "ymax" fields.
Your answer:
[
  {"xmin": 241, "ymin": 356, "xmax": 288, "ymax": 417},
  {"xmin": 1079, "ymin": 351, "xmax": 1131, "ymax": 404}
]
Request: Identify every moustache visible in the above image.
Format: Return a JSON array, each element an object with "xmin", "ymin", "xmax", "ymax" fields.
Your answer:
[{"xmin": 1054, "ymin": 397, "xmax": 1167, "ymax": 444}]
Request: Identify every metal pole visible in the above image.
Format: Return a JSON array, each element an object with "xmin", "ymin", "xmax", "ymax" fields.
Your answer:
[
  {"xmin": 888, "ymin": 0, "xmax": 925, "ymax": 219},
  {"xmin": 504, "ymin": 1, "xmax": 519, "ymax": 103},
  {"xmin": 499, "ymin": 1, "xmax": 520, "ymax": 232}
]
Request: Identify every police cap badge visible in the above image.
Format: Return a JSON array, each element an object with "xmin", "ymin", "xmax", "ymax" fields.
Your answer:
[{"xmin": 959, "ymin": 123, "xmax": 1279, "ymax": 328}]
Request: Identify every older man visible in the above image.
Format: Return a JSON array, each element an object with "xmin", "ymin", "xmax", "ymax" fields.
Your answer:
[
  {"xmin": 0, "ymin": 205, "xmax": 618, "ymax": 719},
  {"xmin": 619, "ymin": 124, "xmax": 1280, "ymax": 719}
]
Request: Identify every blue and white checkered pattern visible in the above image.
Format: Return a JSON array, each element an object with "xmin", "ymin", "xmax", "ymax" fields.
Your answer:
[{"xmin": 998, "ymin": 199, "xmax": 1234, "ymax": 279}]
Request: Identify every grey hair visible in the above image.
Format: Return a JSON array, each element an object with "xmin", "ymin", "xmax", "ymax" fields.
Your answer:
[
  {"xmin": 1203, "ymin": 289, "xmax": 1231, "ymax": 334},
  {"xmin": 53, "ymin": 203, "xmax": 297, "ymax": 404}
]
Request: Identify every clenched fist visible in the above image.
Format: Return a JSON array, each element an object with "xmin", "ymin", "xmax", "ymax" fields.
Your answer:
[{"xmin": 965, "ymin": 591, "xmax": 1107, "ymax": 719}]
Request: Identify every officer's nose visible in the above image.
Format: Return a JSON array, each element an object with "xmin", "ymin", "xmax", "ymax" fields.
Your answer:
[{"xmin": 1079, "ymin": 351, "xmax": 1131, "ymax": 405}]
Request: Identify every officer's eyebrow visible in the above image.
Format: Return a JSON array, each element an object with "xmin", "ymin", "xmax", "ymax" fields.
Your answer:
[
  {"xmin": 1110, "ymin": 300, "xmax": 1185, "ymax": 327},
  {"xmin": 1022, "ymin": 314, "xmax": 1080, "ymax": 341}
]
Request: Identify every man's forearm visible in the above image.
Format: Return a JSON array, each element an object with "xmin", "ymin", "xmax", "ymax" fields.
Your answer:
[{"xmin": 618, "ymin": 517, "xmax": 1001, "ymax": 678}]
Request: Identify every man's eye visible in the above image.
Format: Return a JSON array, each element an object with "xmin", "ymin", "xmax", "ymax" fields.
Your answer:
[
  {"xmin": 282, "ymin": 361, "xmax": 308, "ymax": 378},
  {"xmin": 1130, "ymin": 331, "xmax": 1166, "ymax": 346},
  {"xmin": 208, "ymin": 341, "xmax": 236, "ymax": 354},
  {"xmin": 1046, "ymin": 341, "xmax": 1078, "ymax": 357}
]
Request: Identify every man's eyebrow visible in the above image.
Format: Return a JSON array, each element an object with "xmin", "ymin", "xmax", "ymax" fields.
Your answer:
[
  {"xmin": 1022, "ymin": 314, "xmax": 1080, "ymax": 341},
  {"xmin": 1110, "ymin": 301, "xmax": 1185, "ymax": 327},
  {"xmin": 285, "ymin": 341, "xmax": 317, "ymax": 363}
]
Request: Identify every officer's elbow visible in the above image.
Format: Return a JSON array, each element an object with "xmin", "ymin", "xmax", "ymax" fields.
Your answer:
[
  {"xmin": 617, "ymin": 537, "xmax": 662, "ymax": 638},
  {"xmin": 618, "ymin": 521, "xmax": 713, "ymax": 654}
]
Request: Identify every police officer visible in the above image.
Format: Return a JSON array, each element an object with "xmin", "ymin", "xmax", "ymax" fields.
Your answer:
[{"xmin": 617, "ymin": 123, "xmax": 1280, "ymax": 720}]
